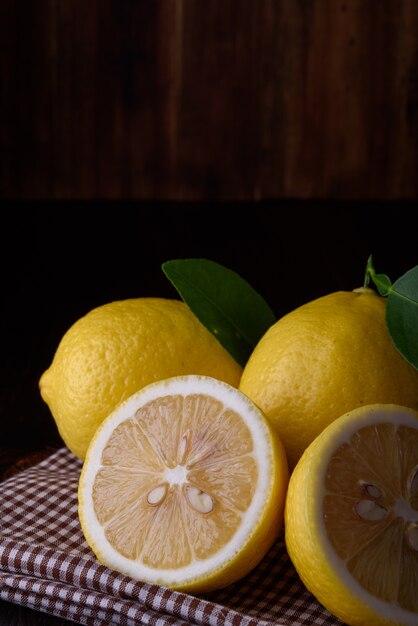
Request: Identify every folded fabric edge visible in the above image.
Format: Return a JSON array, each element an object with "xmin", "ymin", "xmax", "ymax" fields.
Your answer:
[
  {"xmin": 0, "ymin": 543, "xmax": 279, "ymax": 626},
  {"xmin": 0, "ymin": 572, "xmax": 192, "ymax": 626}
]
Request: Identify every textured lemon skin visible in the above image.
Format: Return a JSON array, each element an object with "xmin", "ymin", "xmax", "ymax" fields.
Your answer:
[
  {"xmin": 240, "ymin": 290, "xmax": 418, "ymax": 470},
  {"xmin": 285, "ymin": 404, "xmax": 418, "ymax": 626},
  {"xmin": 40, "ymin": 298, "xmax": 242, "ymax": 459},
  {"xmin": 78, "ymin": 376, "xmax": 289, "ymax": 593}
]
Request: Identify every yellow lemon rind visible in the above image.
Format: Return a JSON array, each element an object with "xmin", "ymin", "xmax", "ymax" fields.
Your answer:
[
  {"xmin": 41, "ymin": 298, "xmax": 242, "ymax": 460},
  {"xmin": 285, "ymin": 403, "xmax": 418, "ymax": 626}
]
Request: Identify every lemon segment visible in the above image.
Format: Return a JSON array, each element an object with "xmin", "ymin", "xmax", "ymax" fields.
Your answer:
[
  {"xmin": 40, "ymin": 298, "xmax": 242, "ymax": 459},
  {"xmin": 240, "ymin": 290, "xmax": 418, "ymax": 470},
  {"xmin": 285, "ymin": 404, "xmax": 418, "ymax": 626},
  {"xmin": 78, "ymin": 375, "xmax": 289, "ymax": 592}
]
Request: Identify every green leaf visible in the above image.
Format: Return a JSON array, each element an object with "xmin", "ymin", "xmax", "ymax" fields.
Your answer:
[
  {"xmin": 386, "ymin": 266, "xmax": 418, "ymax": 370},
  {"xmin": 364, "ymin": 254, "xmax": 392, "ymax": 296},
  {"xmin": 162, "ymin": 259, "xmax": 276, "ymax": 367},
  {"xmin": 373, "ymin": 273, "xmax": 392, "ymax": 296}
]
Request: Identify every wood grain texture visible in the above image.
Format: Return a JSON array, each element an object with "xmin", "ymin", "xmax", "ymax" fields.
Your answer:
[{"xmin": 1, "ymin": 0, "xmax": 417, "ymax": 199}]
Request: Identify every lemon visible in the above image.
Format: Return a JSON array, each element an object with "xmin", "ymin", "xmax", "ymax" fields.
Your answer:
[
  {"xmin": 78, "ymin": 375, "xmax": 289, "ymax": 592},
  {"xmin": 239, "ymin": 288, "xmax": 418, "ymax": 470},
  {"xmin": 40, "ymin": 298, "xmax": 242, "ymax": 459},
  {"xmin": 285, "ymin": 403, "xmax": 418, "ymax": 626}
]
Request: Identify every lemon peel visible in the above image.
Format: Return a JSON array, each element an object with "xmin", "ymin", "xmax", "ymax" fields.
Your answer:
[
  {"xmin": 240, "ymin": 289, "xmax": 418, "ymax": 469},
  {"xmin": 40, "ymin": 298, "xmax": 242, "ymax": 459},
  {"xmin": 285, "ymin": 403, "xmax": 418, "ymax": 626}
]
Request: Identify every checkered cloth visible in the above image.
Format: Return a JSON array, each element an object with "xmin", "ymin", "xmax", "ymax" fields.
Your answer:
[{"xmin": 0, "ymin": 448, "xmax": 345, "ymax": 625}]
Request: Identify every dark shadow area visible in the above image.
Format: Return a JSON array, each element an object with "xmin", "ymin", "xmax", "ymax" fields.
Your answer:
[{"xmin": 1, "ymin": 200, "xmax": 416, "ymax": 449}]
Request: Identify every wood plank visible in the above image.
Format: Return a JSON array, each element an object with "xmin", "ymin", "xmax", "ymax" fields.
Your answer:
[
  {"xmin": 280, "ymin": 0, "xmax": 418, "ymax": 198},
  {"xmin": 50, "ymin": 1, "xmax": 99, "ymax": 197},
  {"xmin": 1, "ymin": 1, "xmax": 53, "ymax": 197},
  {"xmin": 128, "ymin": 1, "xmax": 183, "ymax": 198},
  {"xmin": 1, "ymin": 0, "xmax": 417, "ymax": 199},
  {"xmin": 177, "ymin": 0, "xmax": 262, "ymax": 199}
]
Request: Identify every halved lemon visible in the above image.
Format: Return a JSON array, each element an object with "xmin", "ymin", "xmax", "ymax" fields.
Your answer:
[
  {"xmin": 78, "ymin": 375, "xmax": 288, "ymax": 592},
  {"xmin": 285, "ymin": 404, "xmax": 418, "ymax": 626}
]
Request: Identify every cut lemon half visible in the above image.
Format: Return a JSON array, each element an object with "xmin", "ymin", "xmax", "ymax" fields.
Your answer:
[
  {"xmin": 78, "ymin": 375, "xmax": 288, "ymax": 592},
  {"xmin": 285, "ymin": 404, "xmax": 418, "ymax": 626}
]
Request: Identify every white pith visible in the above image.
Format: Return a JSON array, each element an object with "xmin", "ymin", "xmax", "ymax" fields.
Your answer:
[
  {"xmin": 164, "ymin": 465, "xmax": 188, "ymax": 485},
  {"xmin": 79, "ymin": 375, "xmax": 274, "ymax": 586},
  {"xmin": 313, "ymin": 405, "xmax": 418, "ymax": 625}
]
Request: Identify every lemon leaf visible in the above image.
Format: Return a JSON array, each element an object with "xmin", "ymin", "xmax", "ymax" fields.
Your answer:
[
  {"xmin": 162, "ymin": 259, "xmax": 276, "ymax": 367},
  {"xmin": 386, "ymin": 266, "xmax": 418, "ymax": 370}
]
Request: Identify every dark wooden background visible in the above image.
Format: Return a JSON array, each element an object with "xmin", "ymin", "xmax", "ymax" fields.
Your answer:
[
  {"xmin": 1, "ymin": 0, "xmax": 417, "ymax": 476},
  {"xmin": 2, "ymin": 0, "xmax": 418, "ymax": 200},
  {"xmin": 1, "ymin": 2, "xmax": 418, "ymax": 623}
]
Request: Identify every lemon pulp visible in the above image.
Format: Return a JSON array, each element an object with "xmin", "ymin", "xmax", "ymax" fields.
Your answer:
[
  {"xmin": 285, "ymin": 404, "xmax": 418, "ymax": 626},
  {"xmin": 324, "ymin": 421, "xmax": 418, "ymax": 613},
  {"xmin": 79, "ymin": 376, "xmax": 288, "ymax": 592}
]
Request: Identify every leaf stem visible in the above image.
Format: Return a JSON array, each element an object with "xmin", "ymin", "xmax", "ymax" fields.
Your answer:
[
  {"xmin": 363, "ymin": 255, "xmax": 392, "ymax": 297},
  {"xmin": 364, "ymin": 255, "xmax": 374, "ymax": 288}
]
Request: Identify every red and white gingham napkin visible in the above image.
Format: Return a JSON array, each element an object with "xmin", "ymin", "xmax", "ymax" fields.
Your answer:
[{"xmin": 0, "ymin": 448, "xmax": 345, "ymax": 625}]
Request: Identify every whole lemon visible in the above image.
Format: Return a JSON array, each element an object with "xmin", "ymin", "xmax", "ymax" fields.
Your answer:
[
  {"xmin": 40, "ymin": 298, "xmax": 242, "ymax": 459},
  {"xmin": 239, "ymin": 288, "xmax": 418, "ymax": 470}
]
